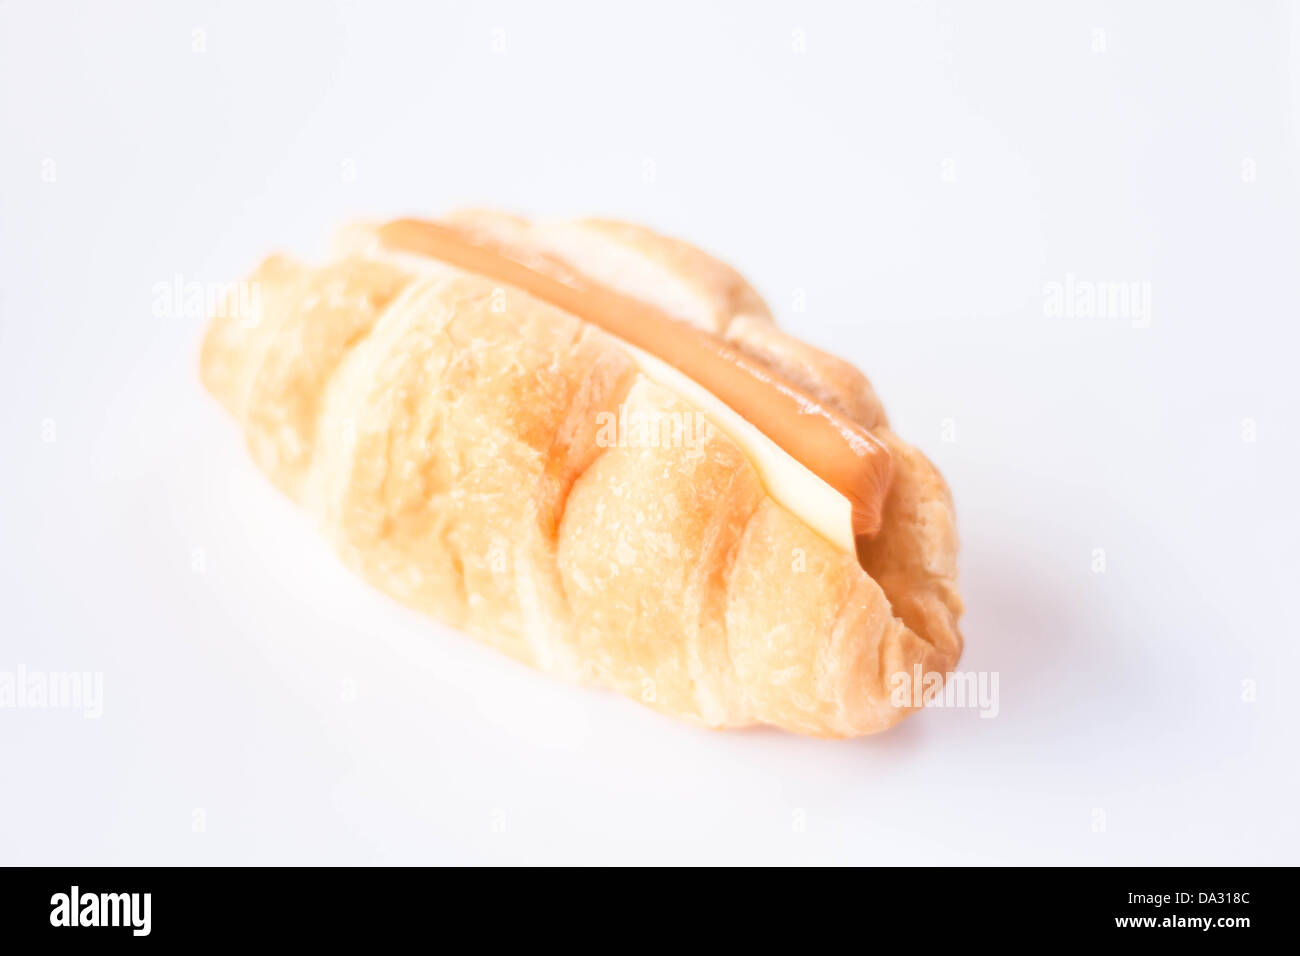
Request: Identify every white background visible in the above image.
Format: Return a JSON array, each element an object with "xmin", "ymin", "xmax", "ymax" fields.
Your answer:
[{"xmin": 2, "ymin": 0, "xmax": 1297, "ymax": 865}]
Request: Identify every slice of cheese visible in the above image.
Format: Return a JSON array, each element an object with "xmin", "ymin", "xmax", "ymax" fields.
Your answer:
[
  {"xmin": 340, "ymin": 226, "xmax": 856, "ymax": 555},
  {"xmin": 615, "ymin": 341, "xmax": 854, "ymax": 553}
]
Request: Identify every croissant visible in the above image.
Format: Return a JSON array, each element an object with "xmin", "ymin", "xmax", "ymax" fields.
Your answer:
[{"xmin": 200, "ymin": 210, "xmax": 963, "ymax": 737}]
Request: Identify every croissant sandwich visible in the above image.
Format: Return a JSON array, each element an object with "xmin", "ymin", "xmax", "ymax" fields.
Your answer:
[{"xmin": 200, "ymin": 210, "xmax": 963, "ymax": 737}]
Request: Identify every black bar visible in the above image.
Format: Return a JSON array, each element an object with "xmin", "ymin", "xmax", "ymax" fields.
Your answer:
[{"xmin": 0, "ymin": 866, "xmax": 1278, "ymax": 943}]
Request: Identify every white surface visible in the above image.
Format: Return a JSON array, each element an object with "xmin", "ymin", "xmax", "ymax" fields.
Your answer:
[{"xmin": 2, "ymin": 0, "xmax": 1298, "ymax": 865}]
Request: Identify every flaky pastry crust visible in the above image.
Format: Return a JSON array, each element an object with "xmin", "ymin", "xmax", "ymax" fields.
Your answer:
[{"xmin": 200, "ymin": 212, "xmax": 962, "ymax": 736}]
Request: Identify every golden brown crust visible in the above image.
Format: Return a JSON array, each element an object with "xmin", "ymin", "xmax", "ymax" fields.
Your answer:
[{"xmin": 199, "ymin": 212, "xmax": 962, "ymax": 737}]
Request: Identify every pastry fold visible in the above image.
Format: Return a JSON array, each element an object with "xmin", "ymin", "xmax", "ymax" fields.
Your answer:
[{"xmin": 200, "ymin": 211, "xmax": 962, "ymax": 737}]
